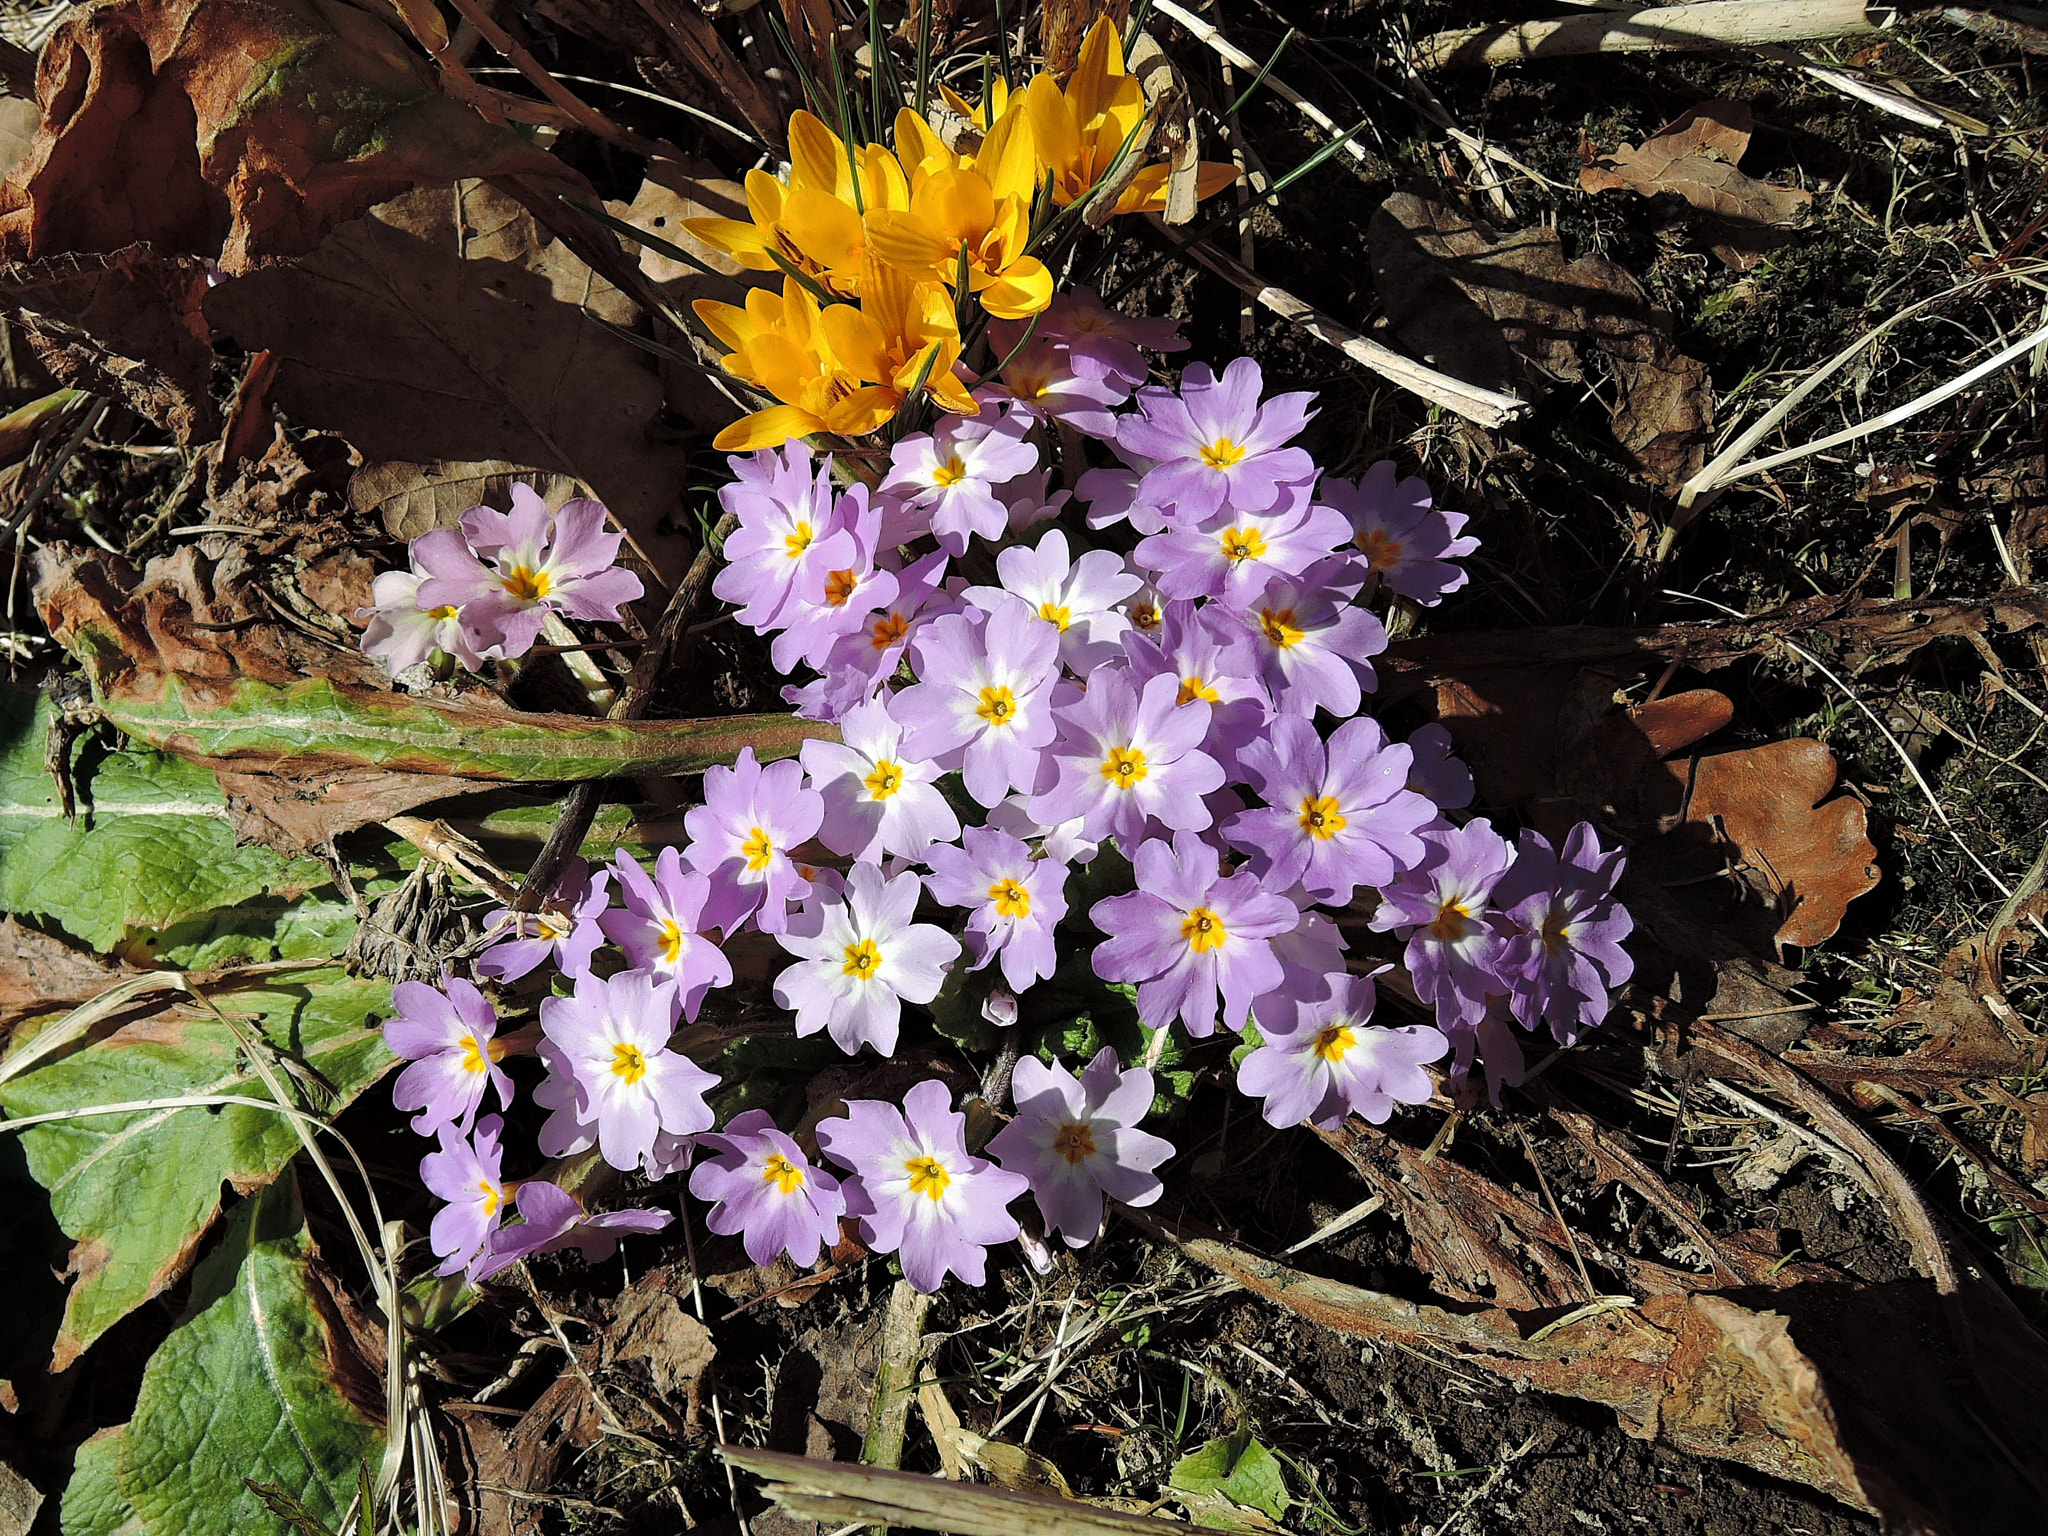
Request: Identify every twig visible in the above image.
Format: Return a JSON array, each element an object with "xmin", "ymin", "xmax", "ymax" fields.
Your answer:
[
  {"xmin": 1414, "ymin": 0, "xmax": 1889, "ymax": 69},
  {"xmin": 1166, "ymin": 237, "xmax": 1529, "ymax": 426},
  {"xmin": 1690, "ymin": 1019, "xmax": 1960, "ymax": 1293}
]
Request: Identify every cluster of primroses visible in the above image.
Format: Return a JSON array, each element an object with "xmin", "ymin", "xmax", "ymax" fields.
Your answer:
[
  {"xmin": 368, "ymin": 293, "xmax": 1634, "ymax": 1295},
  {"xmin": 360, "ymin": 21, "xmax": 1635, "ymax": 1295}
]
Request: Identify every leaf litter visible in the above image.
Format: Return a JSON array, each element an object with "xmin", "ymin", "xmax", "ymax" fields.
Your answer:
[{"xmin": 0, "ymin": 5, "xmax": 2043, "ymax": 1536}]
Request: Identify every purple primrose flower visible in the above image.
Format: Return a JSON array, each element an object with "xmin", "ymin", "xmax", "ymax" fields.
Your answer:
[
  {"xmin": 384, "ymin": 972, "xmax": 514, "ymax": 1136},
  {"xmin": 964, "ymin": 527, "xmax": 1141, "ymax": 675},
  {"xmin": 1492, "ymin": 823, "xmax": 1635, "ymax": 1044},
  {"xmin": 689, "ymin": 1109, "xmax": 847, "ymax": 1268},
  {"xmin": 768, "ymin": 483, "xmax": 901, "ymax": 675},
  {"xmin": 598, "ymin": 847, "xmax": 733, "ymax": 1018},
  {"xmin": 1405, "ymin": 722, "xmax": 1475, "ymax": 810},
  {"xmin": 477, "ymin": 857, "xmax": 611, "ymax": 983},
  {"xmin": 419, "ymin": 1114, "xmax": 509, "ymax": 1279},
  {"xmin": 1090, "ymin": 832, "xmax": 1299, "ymax": 1037},
  {"xmin": 923, "ymin": 825, "xmax": 1070, "ymax": 993},
  {"xmin": 881, "ymin": 413, "xmax": 1040, "ymax": 555},
  {"xmin": 817, "ymin": 1079, "xmax": 1029, "ymax": 1292},
  {"xmin": 683, "ymin": 747, "xmax": 824, "ymax": 935},
  {"xmin": 414, "ymin": 486, "xmax": 643, "ymax": 659},
  {"xmin": 773, "ymin": 862, "xmax": 962, "ymax": 1057},
  {"xmin": 1119, "ymin": 601, "xmax": 1272, "ymax": 780},
  {"xmin": 474, "ymin": 1180, "xmax": 672, "ymax": 1281},
  {"xmin": 357, "ymin": 565, "xmax": 486, "ymax": 675},
  {"xmin": 1369, "ymin": 819, "xmax": 1516, "ymax": 1033},
  {"xmin": 1236, "ymin": 972, "xmax": 1447, "ymax": 1129},
  {"xmin": 1227, "ymin": 715, "xmax": 1436, "ymax": 904},
  {"xmin": 890, "ymin": 604, "xmax": 1065, "ymax": 808},
  {"xmin": 987, "ymin": 1049, "xmax": 1173, "ymax": 1247},
  {"xmin": 1133, "ymin": 493, "xmax": 1352, "ymax": 609},
  {"xmin": 536, "ymin": 970, "xmax": 719, "ymax": 1172},
  {"xmin": 801, "ymin": 699, "xmax": 961, "ymax": 864},
  {"xmin": 713, "ymin": 441, "xmax": 853, "ymax": 632},
  {"xmin": 1029, "ymin": 669, "xmax": 1225, "ymax": 850},
  {"xmin": 1321, "ymin": 461, "xmax": 1480, "ymax": 606},
  {"xmin": 1236, "ymin": 558, "xmax": 1385, "ymax": 719},
  {"xmin": 1116, "ymin": 358, "xmax": 1317, "ymax": 524}
]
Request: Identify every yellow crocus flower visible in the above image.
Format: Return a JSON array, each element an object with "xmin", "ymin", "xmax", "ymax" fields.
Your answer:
[
  {"xmin": 683, "ymin": 111, "xmax": 909, "ymax": 300},
  {"xmin": 865, "ymin": 109, "xmax": 1053, "ymax": 320},
  {"xmin": 1023, "ymin": 17, "xmax": 1239, "ymax": 216}
]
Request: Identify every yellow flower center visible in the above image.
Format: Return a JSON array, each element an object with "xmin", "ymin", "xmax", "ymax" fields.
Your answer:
[
  {"xmin": 1130, "ymin": 601, "xmax": 1161, "ymax": 631},
  {"xmin": 459, "ymin": 1034, "xmax": 489, "ymax": 1074},
  {"xmin": 428, "ymin": 605, "xmax": 461, "ymax": 622},
  {"xmin": 478, "ymin": 1178, "xmax": 503, "ymax": 1216},
  {"xmin": 501, "ymin": 565, "xmax": 552, "ymax": 603},
  {"xmin": 784, "ymin": 520, "xmax": 814, "ymax": 559},
  {"xmin": 1176, "ymin": 675, "xmax": 1220, "ymax": 706},
  {"xmin": 741, "ymin": 826, "xmax": 774, "ymax": 872},
  {"xmin": 905, "ymin": 1154, "xmax": 951, "ymax": 1200},
  {"xmin": 1038, "ymin": 600, "xmax": 1073, "ymax": 631},
  {"xmin": 988, "ymin": 877, "xmax": 1031, "ymax": 918},
  {"xmin": 762, "ymin": 1152, "xmax": 806, "ymax": 1194},
  {"xmin": 871, "ymin": 611, "xmax": 910, "ymax": 649},
  {"xmin": 1259, "ymin": 606, "xmax": 1306, "ymax": 649},
  {"xmin": 658, "ymin": 920, "xmax": 686, "ymax": 966},
  {"xmin": 931, "ymin": 454, "xmax": 969, "ymax": 488},
  {"xmin": 1356, "ymin": 528, "xmax": 1403, "ymax": 569},
  {"xmin": 1200, "ymin": 438, "xmax": 1248, "ymax": 469},
  {"xmin": 1428, "ymin": 900, "xmax": 1472, "ymax": 943},
  {"xmin": 976, "ymin": 685, "xmax": 1018, "ymax": 727},
  {"xmin": 612, "ymin": 1042, "xmax": 648, "ymax": 1084},
  {"xmin": 824, "ymin": 568, "xmax": 859, "ymax": 606},
  {"xmin": 843, "ymin": 937, "xmax": 882, "ymax": 978},
  {"xmin": 1052, "ymin": 1122, "xmax": 1097, "ymax": 1165},
  {"xmin": 1313, "ymin": 1024, "xmax": 1357, "ymax": 1063},
  {"xmin": 1181, "ymin": 906, "xmax": 1227, "ymax": 953},
  {"xmin": 1219, "ymin": 526, "xmax": 1267, "ymax": 563},
  {"xmin": 1100, "ymin": 744, "xmax": 1149, "ymax": 789},
  {"xmin": 1299, "ymin": 795, "xmax": 1348, "ymax": 840},
  {"xmin": 864, "ymin": 759, "xmax": 904, "ymax": 800},
  {"xmin": 1541, "ymin": 910, "xmax": 1573, "ymax": 956}
]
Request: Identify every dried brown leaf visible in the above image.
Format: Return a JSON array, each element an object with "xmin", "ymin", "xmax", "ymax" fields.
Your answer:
[
  {"xmin": 0, "ymin": 247, "xmax": 217, "ymax": 441},
  {"xmin": 0, "ymin": 0, "xmax": 581, "ymax": 274},
  {"xmin": 0, "ymin": 916, "xmax": 138, "ymax": 1021},
  {"xmin": 1367, "ymin": 192, "xmax": 1712, "ymax": 486},
  {"xmin": 1130, "ymin": 1206, "xmax": 2048, "ymax": 1534},
  {"xmin": 1675, "ymin": 738, "xmax": 1881, "ymax": 948},
  {"xmin": 607, "ymin": 1279, "xmax": 715, "ymax": 1409},
  {"xmin": 1580, "ymin": 100, "xmax": 1812, "ymax": 269},
  {"xmin": 206, "ymin": 181, "xmax": 696, "ymax": 583},
  {"xmin": 348, "ymin": 459, "xmax": 582, "ymax": 544}
]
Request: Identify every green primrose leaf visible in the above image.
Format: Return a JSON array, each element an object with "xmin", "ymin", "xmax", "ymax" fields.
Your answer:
[
  {"xmin": 0, "ymin": 968, "xmax": 393, "ymax": 1368},
  {"xmin": 60, "ymin": 1427, "xmax": 140, "ymax": 1536},
  {"xmin": 108, "ymin": 1177, "xmax": 381, "ymax": 1536},
  {"xmin": 1169, "ymin": 1434, "xmax": 1291, "ymax": 1522},
  {"xmin": 0, "ymin": 690, "xmax": 329, "ymax": 951}
]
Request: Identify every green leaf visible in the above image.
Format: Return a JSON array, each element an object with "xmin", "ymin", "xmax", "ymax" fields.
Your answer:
[
  {"xmin": 111, "ymin": 1177, "xmax": 382, "ymax": 1536},
  {"xmin": 130, "ymin": 894, "xmax": 362, "ymax": 970},
  {"xmin": 0, "ymin": 689, "xmax": 329, "ymax": 950},
  {"xmin": 61, "ymin": 1428, "xmax": 143, "ymax": 1536},
  {"xmin": 0, "ymin": 968, "xmax": 394, "ymax": 1367},
  {"xmin": 1170, "ymin": 1435, "xmax": 1290, "ymax": 1522}
]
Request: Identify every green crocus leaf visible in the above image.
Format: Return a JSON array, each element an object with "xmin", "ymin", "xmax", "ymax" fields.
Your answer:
[
  {"xmin": 100, "ymin": 1177, "xmax": 382, "ymax": 1536},
  {"xmin": 0, "ymin": 968, "xmax": 393, "ymax": 1368}
]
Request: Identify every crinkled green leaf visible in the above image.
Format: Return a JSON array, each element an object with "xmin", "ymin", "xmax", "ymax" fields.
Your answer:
[
  {"xmin": 116, "ymin": 1177, "xmax": 382, "ymax": 1536},
  {"xmin": 130, "ymin": 894, "xmax": 361, "ymax": 970},
  {"xmin": 61, "ymin": 1427, "xmax": 142, "ymax": 1536},
  {"xmin": 0, "ymin": 968, "xmax": 393, "ymax": 1367},
  {"xmin": 1170, "ymin": 1435, "xmax": 1290, "ymax": 1521},
  {"xmin": 0, "ymin": 690, "xmax": 328, "ymax": 950}
]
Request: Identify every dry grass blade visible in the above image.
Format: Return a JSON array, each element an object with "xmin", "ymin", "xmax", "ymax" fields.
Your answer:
[
  {"xmin": 1169, "ymin": 237, "xmax": 1530, "ymax": 426},
  {"xmin": 721, "ymin": 1445, "xmax": 1169, "ymax": 1536},
  {"xmin": 1415, "ymin": 1, "xmax": 1889, "ymax": 69}
]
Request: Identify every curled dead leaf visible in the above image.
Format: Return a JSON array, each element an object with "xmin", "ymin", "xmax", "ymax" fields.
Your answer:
[
  {"xmin": 1580, "ymin": 100, "xmax": 1812, "ymax": 270},
  {"xmin": 0, "ymin": 0, "xmax": 582, "ymax": 274}
]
